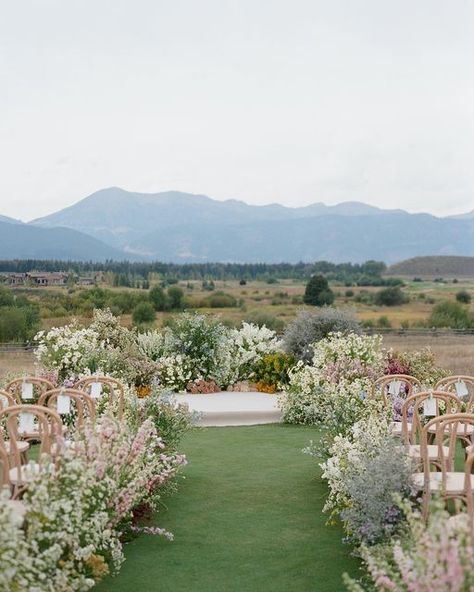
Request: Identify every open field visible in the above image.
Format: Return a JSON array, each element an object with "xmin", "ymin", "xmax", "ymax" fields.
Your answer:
[
  {"xmin": 7, "ymin": 276, "xmax": 474, "ymax": 333},
  {"xmin": 382, "ymin": 333, "xmax": 474, "ymax": 375},
  {"xmin": 0, "ymin": 350, "xmax": 35, "ymax": 379}
]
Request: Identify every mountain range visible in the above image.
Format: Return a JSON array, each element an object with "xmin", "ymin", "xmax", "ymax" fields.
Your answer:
[{"xmin": 1, "ymin": 187, "xmax": 473, "ymax": 263}]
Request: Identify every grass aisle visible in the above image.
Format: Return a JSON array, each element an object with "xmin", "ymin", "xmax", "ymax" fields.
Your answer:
[{"xmin": 96, "ymin": 424, "xmax": 359, "ymax": 592}]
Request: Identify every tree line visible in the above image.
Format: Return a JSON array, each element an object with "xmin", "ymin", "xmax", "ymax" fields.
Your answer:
[{"xmin": 0, "ymin": 259, "xmax": 388, "ymax": 282}]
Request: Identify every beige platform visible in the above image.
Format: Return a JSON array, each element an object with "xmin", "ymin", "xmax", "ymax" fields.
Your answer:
[{"xmin": 174, "ymin": 392, "xmax": 283, "ymax": 427}]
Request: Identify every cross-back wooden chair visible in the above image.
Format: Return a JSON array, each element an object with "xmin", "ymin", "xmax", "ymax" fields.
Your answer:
[
  {"xmin": 435, "ymin": 376, "xmax": 474, "ymax": 409},
  {"xmin": 38, "ymin": 388, "xmax": 96, "ymax": 430},
  {"xmin": 74, "ymin": 376, "xmax": 125, "ymax": 419},
  {"xmin": 0, "ymin": 389, "xmax": 30, "ymax": 460},
  {"xmin": 413, "ymin": 412, "xmax": 474, "ymax": 518},
  {"xmin": 0, "ymin": 404, "xmax": 63, "ymax": 498},
  {"xmin": 401, "ymin": 391, "xmax": 461, "ymax": 468},
  {"xmin": 0, "ymin": 442, "xmax": 26, "ymax": 518},
  {"xmin": 5, "ymin": 377, "xmax": 55, "ymax": 405},
  {"xmin": 372, "ymin": 374, "xmax": 422, "ymax": 436}
]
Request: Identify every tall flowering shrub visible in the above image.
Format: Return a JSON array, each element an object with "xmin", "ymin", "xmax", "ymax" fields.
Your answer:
[
  {"xmin": 345, "ymin": 503, "xmax": 474, "ymax": 592},
  {"xmin": 281, "ymin": 333, "xmax": 384, "ymax": 427},
  {"xmin": 0, "ymin": 415, "xmax": 187, "ymax": 591}
]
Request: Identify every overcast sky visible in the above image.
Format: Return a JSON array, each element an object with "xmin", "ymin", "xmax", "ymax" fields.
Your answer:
[{"xmin": 1, "ymin": 0, "xmax": 473, "ymax": 220}]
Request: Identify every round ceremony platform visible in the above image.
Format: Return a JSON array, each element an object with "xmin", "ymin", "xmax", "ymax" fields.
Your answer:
[{"xmin": 174, "ymin": 391, "xmax": 283, "ymax": 427}]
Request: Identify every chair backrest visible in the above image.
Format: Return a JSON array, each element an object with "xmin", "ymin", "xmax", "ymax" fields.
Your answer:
[
  {"xmin": 421, "ymin": 413, "xmax": 474, "ymax": 491},
  {"xmin": 0, "ymin": 389, "xmax": 16, "ymax": 410},
  {"xmin": 74, "ymin": 376, "xmax": 125, "ymax": 418},
  {"xmin": 372, "ymin": 374, "xmax": 422, "ymax": 409},
  {"xmin": 435, "ymin": 376, "xmax": 474, "ymax": 409},
  {"xmin": 5, "ymin": 377, "xmax": 55, "ymax": 404},
  {"xmin": 401, "ymin": 391, "xmax": 461, "ymax": 445},
  {"xmin": 38, "ymin": 388, "xmax": 96, "ymax": 428},
  {"xmin": 0, "ymin": 404, "xmax": 63, "ymax": 472}
]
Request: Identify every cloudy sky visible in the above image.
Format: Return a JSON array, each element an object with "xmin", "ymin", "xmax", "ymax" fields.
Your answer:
[{"xmin": 1, "ymin": 0, "xmax": 473, "ymax": 220}]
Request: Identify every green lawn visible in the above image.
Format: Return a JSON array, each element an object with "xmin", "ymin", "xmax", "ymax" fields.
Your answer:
[{"xmin": 95, "ymin": 424, "xmax": 359, "ymax": 592}]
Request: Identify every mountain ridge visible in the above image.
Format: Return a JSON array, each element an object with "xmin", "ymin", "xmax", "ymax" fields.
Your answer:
[{"xmin": 1, "ymin": 187, "xmax": 473, "ymax": 263}]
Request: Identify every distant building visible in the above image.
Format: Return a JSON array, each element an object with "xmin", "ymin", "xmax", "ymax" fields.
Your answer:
[
  {"xmin": 0, "ymin": 271, "xmax": 69, "ymax": 286},
  {"xmin": 77, "ymin": 276, "xmax": 95, "ymax": 286},
  {"xmin": 27, "ymin": 272, "xmax": 68, "ymax": 286}
]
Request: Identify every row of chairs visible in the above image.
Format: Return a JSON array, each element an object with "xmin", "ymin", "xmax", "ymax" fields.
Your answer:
[
  {"xmin": 0, "ymin": 375, "xmax": 126, "ymax": 506},
  {"xmin": 371, "ymin": 373, "xmax": 474, "ymax": 521},
  {"xmin": 0, "ymin": 375, "xmax": 125, "ymax": 418}
]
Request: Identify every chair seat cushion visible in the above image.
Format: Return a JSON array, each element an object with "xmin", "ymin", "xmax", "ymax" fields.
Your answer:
[
  {"xmin": 3, "ymin": 440, "xmax": 29, "ymax": 454},
  {"xmin": 413, "ymin": 471, "xmax": 474, "ymax": 495},
  {"xmin": 9, "ymin": 462, "xmax": 40, "ymax": 485}
]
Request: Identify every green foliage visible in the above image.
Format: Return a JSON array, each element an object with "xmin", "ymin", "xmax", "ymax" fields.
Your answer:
[
  {"xmin": 374, "ymin": 286, "xmax": 408, "ymax": 306},
  {"xmin": 204, "ymin": 291, "xmax": 237, "ymax": 308},
  {"xmin": 253, "ymin": 352, "xmax": 296, "ymax": 392},
  {"xmin": 132, "ymin": 302, "xmax": 156, "ymax": 325},
  {"xmin": 243, "ymin": 311, "xmax": 285, "ymax": 332},
  {"xmin": 303, "ymin": 275, "xmax": 335, "ymax": 307},
  {"xmin": 429, "ymin": 300, "xmax": 473, "ymax": 329},
  {"xmin": 149, "ymin": 285, "xmax": 168, "ymax": 311},
  {"xmin": 167, "ymin": 286, "xmax": 184, "ymax": 310},
  {"xmin": 126, "ymin": 392, "xmax": 193, "ymax": 452},
  {"xmin": 456, "ymin": 289, "xmax": 472, "ymax": 304}
]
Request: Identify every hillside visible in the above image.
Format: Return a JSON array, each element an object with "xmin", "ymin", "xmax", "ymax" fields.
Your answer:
[
  {"xmin": 387, "ymin": 256, "xmax": 474, "ymax": 278},
  {"xmin": 3, "ymin": 187, "xmax": 473, "ymax": 263},
  {"xmin": 0, "ymin": 221, "xmax": 126, "ymax": 261}
]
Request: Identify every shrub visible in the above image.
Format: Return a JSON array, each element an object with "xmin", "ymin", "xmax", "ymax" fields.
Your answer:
[
  {"xmin": 429, "ymin": 300, "xmax": 473, "ymax": 329},
  {"xmin": 374, "ymin": 287, "xmax": 408, "ymax": 306},
  {"xmin": 243, "ymin": 311, "xmax": 285, "ymax": 332},
  {"xmin": 283, "ymin": 308, "xmax": 362, "ymax": 362},
  {"xmin": 345, "ymin": 289, "xmax": 354, "ymax": 298},
  {"xmin": 303, "ymin": 275, "xmax": 335, "ymax": 306},
  {"xmin": 252, "ymin": 352, "xmax": 295, "ymax": 393},
  {"xmin": 345, "ymin": 503, "xmax": 474, "ymax": 592},
  {"xmin": 149, "ymin": 286, "xmax": 168, "ymax": 311},
  {"xmin": 0, "ymin": 305, "xmax": 40, "ymax": 342},
  {"xmin": 125, "ymin": 390, "xmax": 193, "ymax": 452},
  {"xmin": 167, "ymin": 286, "xmax": 184, "ymax": 310},
  {"xmin": 132, "ymin": 302, "xmax": 156, "ymax": 325},
  {"xmin": 377, "ymin": 315, "xmax": 391, "ymax": 328},
  {"xmin": 340, "ymin": 435, "xmax": 414, "ymax": 545},
  {"xmin": 456, "ymin": 290, "xmax": 472, "ymax": 304},
  {"xmin": 205, "ymin": 291, "xmax": 237, "ymax": 308}
]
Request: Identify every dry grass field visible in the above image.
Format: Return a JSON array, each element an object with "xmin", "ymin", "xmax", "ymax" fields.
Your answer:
[
  {"xmin": 0, "ymin": 351, "xmax": 36, "ymax": 381},
  {"xmin": 382, "ymin": 333, "xmax": 474, "ymax": 375}
]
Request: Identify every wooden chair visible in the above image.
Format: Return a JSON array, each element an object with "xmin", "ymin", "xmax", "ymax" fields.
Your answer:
[
  {"xmin": 372, "ymin": 374, "xmax": 422, "ymax": 436},
  {"xmin": 401, "ymin": 391, "xmax": 461, "ymax": 468},
  {"xmin": 413, "ymin": 413, "xmax": 474, "ymax": 518},
  {"xmin": 0, "ymin": 389, "xmax": 30, "ymax": 460},
  {"xmin": 38, "ymin": 388, "xmax": 96, "ymax": 430},
  {"xmin": 74, "ymin": 376, "xmax": 125, "ymax": 419},
  {"xmin": 0, "ymin": 405, "xmax": 63, "ymax": 498},
  {"xmin": 435, "ymin": 376, "xmax": 474, "ymax": 409},
  {"xmin": 5, "ymin": 377, "xmax": 55, "ymax": 405},
  {"xmin": 0, "ymin": 443, "xmax": 26, "ymax": 518},
  {"xmin": 0, "ymin": 389, "xmax": 16, "ymax": 410},
  {"xmin": 464, "ymin": 452, "xmax": 474, "ymax": 537}
]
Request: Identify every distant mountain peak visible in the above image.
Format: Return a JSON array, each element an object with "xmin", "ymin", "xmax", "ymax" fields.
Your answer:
[{"xmin": 2, "ymin": 187, "xmax": 472, "ymax": 263}]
